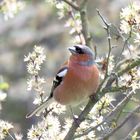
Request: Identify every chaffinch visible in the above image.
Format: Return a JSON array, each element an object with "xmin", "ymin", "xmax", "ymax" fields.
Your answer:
[{"xmin": 26, "ymin": 44, "xmax": 99, "ymax": 118}]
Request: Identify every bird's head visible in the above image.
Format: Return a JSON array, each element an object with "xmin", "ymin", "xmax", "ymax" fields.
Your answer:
[{"xmin": 68, "ymin": 44, "xmax": 95, "ymax": 66}]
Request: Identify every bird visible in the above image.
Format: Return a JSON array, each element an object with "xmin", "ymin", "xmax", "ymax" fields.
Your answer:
[{"xmin": 26, "ymin": 44, "xmax": 99, "ymax": 118}]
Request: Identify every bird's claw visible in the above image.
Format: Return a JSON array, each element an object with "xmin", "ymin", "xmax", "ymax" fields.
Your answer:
[
  {"xmin": 90, "ymin": 94, "xmax": 98, "ymax": 102},
  {"xmin": 73, "ymin": 116, "xmax": 80, "ymax": 127}
]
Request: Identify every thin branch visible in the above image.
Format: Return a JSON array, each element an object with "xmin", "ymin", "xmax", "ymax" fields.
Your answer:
[
  {"xmin": 78, "ymin": 0, "xmax": 92, "ymax": 47},
  {"xmin": 99, "ymin": 105, "xmax": 140, "ymax": 140},
  {"xmin": 118, "ymin": 58, "xmax": 140, "ymax": 76},
  {"xmin": 115, "ymin": 58, "xmax": 133, "ymax": 71},
  {"xmin": 96, "ymin": 9, "xmax": 111, "ymax": 28},
  {"xmin": 114, "ymin": 27, "xmax": 132, "ymax": 70},
  {"xmin": 69, "ymin": 10, "xmax": 84, "ymax": 44},
  {"xmin": 80, "ymin": 0, "xmax": 89, "ymax": 10},
  {"xmin": 113, "ymin": 97, "xmax": 129, "ymax": 124},
  {"xmin": 99, "ymin": 86, "xmax": 127, "ymax": 94},
  {"xmin": 123, "ymin": 122, "xmax": 140, "ymax": 140},
  {"xmin": 105, "ymin": 58, "xmax": 140, "ymax": 89},
  {"xmin": 63, "ymin": 0, "xmax": 92, "ymax": 46},
  {"xmin": 7, "ymin": 131, "xmax": 16, "ymax": 140},
  {"xmin": 64, "ymin": 99, "xmax": 95, "ymax": 140},
  {"xmin": 93, "ymin": 9, "xmax": 113, "ymax": 94},
  {"xmin": 94, "ymin": 45, "xmax": 97, "ymax": 59},
  {"xmin": 96, "ymin": 9, "xmax": 112, "ymax": 78},
  {"xmin": 62, "ymin": 0, "xmax": 80, "ymax": 11}
]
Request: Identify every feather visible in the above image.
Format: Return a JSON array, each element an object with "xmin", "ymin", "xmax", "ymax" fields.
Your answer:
[
  {"xmin": 26, "ymin": 67, "xmax": 68, "ymax": 118},
  {"xmin": 26, "ymin": 97, "xmax": 54, "ymax": 118},
  {"xmin": 49, "ymin": 66, "xmax": 68, "ymax": 98}
]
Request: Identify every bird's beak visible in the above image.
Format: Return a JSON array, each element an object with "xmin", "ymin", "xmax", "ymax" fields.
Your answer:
[{"xmin": 68, "ymin": 46, "xmax": 76, "ymax": 54}]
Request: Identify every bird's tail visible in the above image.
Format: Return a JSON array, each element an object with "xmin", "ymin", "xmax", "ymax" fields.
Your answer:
[{"xmin": 26, "ymin": 97, "xmax": 53, "ymax": 118}]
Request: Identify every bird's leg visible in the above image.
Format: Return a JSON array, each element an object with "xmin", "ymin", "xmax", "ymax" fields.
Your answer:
[
  {"xmin": 69, "ymin": 106, "xmax": 80, "ymax": 127},
  {"xmin": 89, "ymin": 94, "xmax": 98, "ymax": 102}
]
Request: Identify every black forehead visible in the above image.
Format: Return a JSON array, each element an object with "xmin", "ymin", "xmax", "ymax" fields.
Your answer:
[{"xmin": 74, "ymin": 45, "xmax": 85, "ymax": 54}]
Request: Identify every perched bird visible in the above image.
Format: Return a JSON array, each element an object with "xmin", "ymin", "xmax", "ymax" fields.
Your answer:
[{"xmin": 26, "ymin": 44, "xmax": 99, "ymax": 118}]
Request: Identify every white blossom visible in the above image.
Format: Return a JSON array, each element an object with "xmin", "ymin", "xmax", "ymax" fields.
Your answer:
[
  {"xmin": 27, "ymin": 78, "xmax": 36, "ymax": 91},
  {"xmin": 122, "ymin": 45, "xmax": 140, "ymax": 59},
  {"xmin": 24, "ymin": 46, "xmax": 46, "ymax": 75},
  {"xmin": 48, "ymin": 102, "xmax": 66, "ymax": 114},
  {"xmin": 2, "ymin": 0, "xmax": 25, "ymax": 20},
  {"xmin": 0, "ymin": 120, "xmax": 13, "ymax": 139},
  {"xmin": 27, "ymin": 125, "xmax": 43, "ymax": 140},
  {"xmin": 27, "ymin": 116, "xmax": 61, "ymax": 140},
  {"xmin": 0, "ymin": 91, "xmax": 7, "ymax": 101},
  {"xmin": 120, "ymin": 2, "xmax": 140, "ymax": 34},
  {"xmin": 14, "ymin": 133, "xmax": 23, "ymax": 140},
  {"xmin": 120, "ymin": 20, "xmax": 131, "ymax": 34},
  {"xmin": 25, "ymin": 45, "xmax": 46, "ymax": 94},
  {"xmin": 134, "ymin": 33, "xmax": 140, "ymax": 45},
  {"xmin": 33, "ymin": 97, "xmax": 42, "ymax": 105}
]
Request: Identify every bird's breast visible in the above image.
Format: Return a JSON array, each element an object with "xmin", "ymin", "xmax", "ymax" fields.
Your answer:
[{"xmin": 53, "ymin": 65, "xmax": 99, "ymax": 105}]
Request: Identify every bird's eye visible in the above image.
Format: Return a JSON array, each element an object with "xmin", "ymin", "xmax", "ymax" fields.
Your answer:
[{"xmin": 75, "ymin": 46, "xmax": 84, "ymax": 54}]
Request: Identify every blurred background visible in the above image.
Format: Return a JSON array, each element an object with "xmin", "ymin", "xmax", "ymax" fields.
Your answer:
[{"xmin": 0, "ymin": 0, "xmax": 138, "ymax": 139}]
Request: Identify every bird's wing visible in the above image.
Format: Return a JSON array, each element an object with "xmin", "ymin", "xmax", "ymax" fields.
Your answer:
[
  {"xmin": 26, "ymin": 66, "xmax": 68, "ymax": 118},
  {"xmin": 49, "ymin": 66, "xmax": 68, "ymax": 98}
]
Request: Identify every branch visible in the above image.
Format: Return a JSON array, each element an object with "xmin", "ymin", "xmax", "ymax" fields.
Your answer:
[
  {"xmin": 7, "ymin": 131, "xmax": 16, "ymax": 140},
  {"xmin": 64, "ymin": 58, "xmax": 139, "ymax": 140},
  {"xmin": 105, "ymin": 58, "xmax": 140, "ymax": 88},
  {"xmin": 99, "ymin": 105, "xmax": 140, "ymax": 140},
  {"xmin": 80, "ymin": 0, "xmax": 89, "ymax": 10},
  {"xmin": 118, "ymin": 58, "xmax": 140, "ymax": 76},
  {"xmin": 62, "ymin": 0, "xmax": 80, "ymax": 11},
  {"xmin": 74, "ymin": 89, "xmax": 134, "ymax": 138},
  {"xmin": 63, "ymin": 0, "xmax": 91, "ymax": 46},
  {"xmin": 80, "ymin": 0, "xmax": 92, "ymax": 46},
  {"xmin": 115, "ymin": 58, "xmax": 133, "ymax": 71},
  {"xmin": 123, "ymin": 122, "xmax": 140, "ymax": 140}
]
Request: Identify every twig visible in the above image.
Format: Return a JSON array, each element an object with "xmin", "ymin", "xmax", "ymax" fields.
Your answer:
[
  {"xmin": 99, "ymin": 105, "xmax": 140, "ymax": 140},
  {"xmin": 96, "ymin": 9, "xmax": 111, "ymax": 28},
  {"xmin": 7, "ymin": 131, "xmax": 16, "ymax": 140},
  {"xmin": 96, "ymin": 9, "xmax": 112, "ymax": 78},
  {"xmin": 64, "ymin": 99, "xmax": 96, "ymax": 140},
  {"xmin": 118, "ymin": 58, "xmax": 140, "ymax": 76},
  {"xmin": 63, "ymin": 0, "xmax": 91, "ymax": 46},
  {"xmin": 105, "ymin": 58, "xmax": 140, "ymax": 89},
  {"xmin": 62, "ymin": 0, "xmax": 80, "ymax": 11},
  {"xmin": 115, "ymin": 58, "xmax": 133, "ymax": 71},
  {"xmin": 123, "ymin": 122, "xmax": 140, "ymax": 140},
  {"xmin": 80, "ymin": 0, "xmax": 89, "ymax": 10},
  {"xmin": 99, "ymin": 86, "xmax": 127, "ymax": 94},
  {"xmin": 69, "ymin": 10, "xmax": 84, "ymax": 44},
  {"xmin": 94, "ymin": 45, "xmax": 97, "ymax": 59},
  {"xmin": 80, "ymin": 2, "xmax": 92, "ymax": 46},
  {"xmin": 114, "ymin": 27, "xmax": 132, "ymax": 70},
  {"xmin": 113, "ymin": 97, "xmax": 129, "ymax": 124}
]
